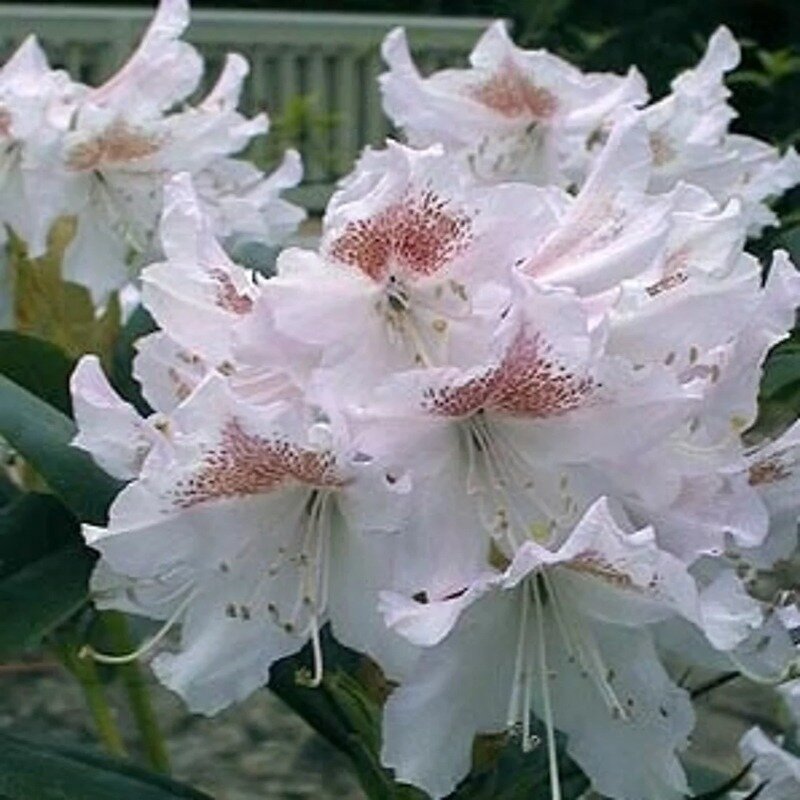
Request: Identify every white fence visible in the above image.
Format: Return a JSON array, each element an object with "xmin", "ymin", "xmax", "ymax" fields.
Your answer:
[{"xmin": 0, "ymin": 5, "xmax": 494, "ymax": 209}]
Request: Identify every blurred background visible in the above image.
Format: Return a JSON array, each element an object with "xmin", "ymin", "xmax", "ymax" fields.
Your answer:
[{"xmin": 0, "ymin": 1, "xmax": 798, "ymax": 798}]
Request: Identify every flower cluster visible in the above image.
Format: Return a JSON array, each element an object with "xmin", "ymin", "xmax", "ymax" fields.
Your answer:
[
  {"xmin": 0, "ymin": 0, "xmax": 304, "ymax": 303},
  {"xmin": 70, "ymin": 17, "xmax": 800, "ymax": 800},
  {"xmin": 382, "ymin": 23, "xmax": 800, "ymax": 234}
]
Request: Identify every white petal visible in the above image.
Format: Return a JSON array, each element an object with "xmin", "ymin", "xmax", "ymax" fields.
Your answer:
[{"xmin": 381, "ymin": 587, "xmax": 519, "ymax": 798}]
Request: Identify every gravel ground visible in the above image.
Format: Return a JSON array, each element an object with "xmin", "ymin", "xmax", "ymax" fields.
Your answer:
[
  {"xmin": 0, "ymin": 655, "xmax": 787, "ymax": 799},
  {"xmin": 0, "ymin": 660, "xmax": 364, "ymax": 800}
]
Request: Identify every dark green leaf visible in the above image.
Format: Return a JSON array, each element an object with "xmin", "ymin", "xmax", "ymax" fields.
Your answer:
[
  {"xmin": 0, "ymin": 332, "xmax": 76, "ymax": 415},
  {"xmin": 0, "ymin": 375, "xmax": 123, "ymax": 523},
  {"xmin": 110, "ymin": 305, "xmax": 156, "ymax": 416},
  {"xmin": 760, "ymin": 351, "xmax": 800, "ymax": 399},
  {"xmin": 0, "ymin": 544, "xmax": 95, "ymax": 657},
  {"xmin": 0, "ymin": 732, "xmax": 211, "ymax": 800},
  {"xmin": 691, "ymin": 760, "xmax": 753, "ymax": 799},
  {"xmin": 0, "ymin": 492, "xmax": 81, "ymax": 579}
]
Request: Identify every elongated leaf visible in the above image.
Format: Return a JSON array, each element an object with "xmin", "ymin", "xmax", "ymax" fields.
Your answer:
[
  {"xmin": 0, "ymin": 544, "xmax": 95, "ymax": 657},
  {"xmin": 0, "ymin": 492, "xmax": 94, "ymax": 657},
  {"xmin": 0, "ymin": 492, "xmax": 80, "ymax": 578},
  {"xmin": 110, "ymin": 305, "xmax": 156, "ymax": 415},
  {"xmin": 0, "ymin": 375, "xmax": 122, "ymax": 523},
  {"xmin": 691, "ymin": 761, "xmax": 753, "ymax": 799},
  {"xmin": 0, "ymin": 732, "xmax": 211, "ymax": 800},
  {"xmin": 0, "ymin": 332, "xmax": 75, "ymax": 414}
]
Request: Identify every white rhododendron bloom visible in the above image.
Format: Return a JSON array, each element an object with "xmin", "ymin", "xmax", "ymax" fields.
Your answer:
[
  {"xmin": 67, "ymin": 15, "xmax": 800, "ymax": 800},
  {"xmin": 736, "ymin": 727, "xmax": 800, "ymax": 800},
  {"xmin": 0, "ymin": 37, "xmax": 81, "ymax": 256},
  {"xmin": 381, "ymin": 21, "xmax": 646, "ymax": 186},
  {"xmin": 0, "ymin": 0, "xmax": 304, "ymax": 303},
  {"xmin": 381, "ymin": 23, "xmax": 800, "ymax": 234}
]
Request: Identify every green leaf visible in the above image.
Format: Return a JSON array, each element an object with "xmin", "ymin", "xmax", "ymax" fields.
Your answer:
[
  {"xmin": 110, "ymin": 305, "xmax": 156, "ymax": 416},
  {"xmin": 0, "ymin": 375, "xmax": 123, "ymax": 523},
  {"xmin": 0, "ymin": 492, "xmax": 81, "ymax": 579},
  {"xmin": 0, "ymin": 732, "xmax": 211, "ymax": 800},
  {"xmin": 0, "ymin": 332, "xmax": 76, "ymax": 415},
  {"xmin": 690, "ymin": 760, "xmax": 753, "ymax": 799},
  {"xmin": 0, "ymin": 544, "xmax": 95, "ymax": 657},
  {"xmin": 0, "ymin": 492, "xmax": 94, "ymax": 657}
]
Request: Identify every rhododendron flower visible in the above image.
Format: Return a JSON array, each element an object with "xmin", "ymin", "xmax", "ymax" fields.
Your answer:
[
  {"xmin": 62, "ymin": 22, "xmax": 800, "ymax": 793},
  {"xmin": 634, "ymin": 27, "xmax": 800, "ymax": 234},
  {"xmin": 381, "ymin": 21, "xmax": 646, "ymax": 186},
  {"xmin": 381, "ymin": 23, "xmax": 800, "ymax": 234},
  {"xmin": 0, "ymin": 0, "xmax": 304, "ymax": 304},
  {"xmin": 265, "ymin": 141, "xmax": 542, "ymax": 397},
  {"xmin": 73, "ymin": 368, "xmax": 411, "ymax": 714},
  {"xmin": 0, "ymin": 36, "xmax": 81, "ymax": 256},
  {"xmin": 736, "ymin": 727, "xmax": 800, "ymax": 800},
  {"xmin": 59, "ymin": 0, "xmax": 303, "ymax": 301},
  {"xmin": 136, "ymin": 173, "xmax": 315, "ymax": 413},
  {"xmin": 379, "ymin": 499, "xmax": 699, "ymax": 800}
]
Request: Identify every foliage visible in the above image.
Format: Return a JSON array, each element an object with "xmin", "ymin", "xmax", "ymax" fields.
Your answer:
[{"xmin": 0, "ymin": 731, "xmax": 211, "ymax": 800}]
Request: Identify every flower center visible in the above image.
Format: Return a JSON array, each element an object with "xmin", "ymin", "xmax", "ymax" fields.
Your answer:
[
  {"xmin": 327, "ymin": 189, "xmax": 474, "ymax": 283},
  {"xmin": 66, "ymin": 119, "xmax": 163, "ymax": 171},
  {"xmin": 469, "ymin": 60, "xmax": 558, "ymax": 121}
]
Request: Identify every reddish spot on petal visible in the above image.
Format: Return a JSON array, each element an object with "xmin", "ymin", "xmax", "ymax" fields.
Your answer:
[
  {"xmin": 568, "ymin": 550, "xmax": 640, "ymax": 590},
  {"xmin": 172, "ymin": 418, "xmax": 343, "ymax": 508},
  {"xmin": 469, "ymin": 59, "xmax": 558, "ymax": 121},
  {"xmin": 645, "ymin": 270, "xmax": 689, "ymax": 298},
  {"xmin": 424, "ymin": 329, "xmax": 596, "ymax": 418},
  {"xmin": 66, "ymin": 119, "xmax": 163, "ymax": 171},
  {"xmin": 748, "ymin": 457, "xmax": 792, "ymax": 487},
  {"xmin": 209, "ymin": 268, "xmax": 253, "ymax": 315},
  {"xmin": 0, "ymin": 106, "xmax": 12, "ymax": 138},
  {"xmin": 327, "ymin": 189, "xmax": 473, "ymax": 282}
]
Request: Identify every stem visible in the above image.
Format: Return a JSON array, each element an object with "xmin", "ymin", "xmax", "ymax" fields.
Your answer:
[
  {"xmin": 102, "ymin": 611, "xmax": 171, "ymax": 773},
  {"xmin": 59, "ymin": 643, "xmax": 127, "ymax": 758}
]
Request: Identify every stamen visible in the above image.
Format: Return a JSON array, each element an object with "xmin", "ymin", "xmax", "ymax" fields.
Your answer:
[
  {"xmin": 308, "ymin": 614, "xmax": 325, "ymax": 688},
  {"xmin": 80, "ymin": 590, "xmax": 195, "ymax": 665},
  {"xmin": 547, "ymin": 576, "xmax": 628, "ymax": 720},
  {"xmin": 403, "ymin": 310, "xmax": 436, "ymax": 367},
  {"xmin": 532, "ymin": 578, "xmax": 562, "ymax": 800},
  {"xmin": 507, "ymin": 582, "xmax": 530, "ymax": 728}
]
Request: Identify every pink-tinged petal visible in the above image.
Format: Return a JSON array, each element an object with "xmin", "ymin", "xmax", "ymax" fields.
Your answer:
[
  {"xmin": 739, "ymin": 419, "xmax": 800, "ymax": 567},
  {"xmin": 505, "ymin": 498, "xmax": 701, "ymax": 627},
  {"xmin": 739, "ymin": 728, "xmax": 800, "ymax": 800},
  {"xmin": 150, "ymin": 560, "xmax": 301, "ymax": 715},
  {"xmin": 70, "ymin": 355, "xmax": 158, "ymax": 480},
  {"xmin": 544, "ymin": 621, "xmax": 693, "ymax": 800},
  {"xmin": 133, "ymin": 332, "xmax": 210, "ymax": 414},
  {"xmin": 379, "ymin": 574, "xmax": 497, "ymax": 648},
  {"xmin": 142, "ymin": 173, "xmax": 257, "ymax": 365},
  {"xmin": 524, "ymin": 115, "xmax": 672, "ymax": 295},
  {"xmin": 194, "ymin": 152, "xmax": 305, "ymax": 248},
  {"xmin": 86, "ymin": 0, "xmax": 201, "ymax": 114},
  {"xmin": 697, "ymin": 568, "xmax": 763, "ymax": 652},
  {"xmin": 381, "ymin": 587, "xmax": 519, "ymax": 799}
]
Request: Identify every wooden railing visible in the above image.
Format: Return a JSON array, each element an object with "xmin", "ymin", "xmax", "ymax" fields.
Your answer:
[{"xmin": 0, "ymin": 5, "xmax": 494, "ymax": 209}]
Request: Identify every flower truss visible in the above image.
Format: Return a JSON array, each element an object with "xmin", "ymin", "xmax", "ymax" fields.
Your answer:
[
  {"xmin": 381, "ymin": 23, "xmax": 800, "ymax": 235},
  {"xmin": 69, "ymin": 18, "xmax": 800, "ymax": 800},
  {"xmin": 0, "ymin": 0, "xmax": 304, "ymax": 303}
]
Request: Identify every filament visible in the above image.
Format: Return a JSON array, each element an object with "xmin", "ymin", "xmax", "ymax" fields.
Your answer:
[
  {"xmin": 532, "ymin": 577, "xmax": 562, "ymax": 800},
  {"xmin": 81, "ymin": 589, "xmax": 195, "ymax": 665}
]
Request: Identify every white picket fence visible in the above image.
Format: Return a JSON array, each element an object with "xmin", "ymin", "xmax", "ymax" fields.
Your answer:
[{"xmin": 0, "ymin": 5, "xmax": 494, "ymax": 209}]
